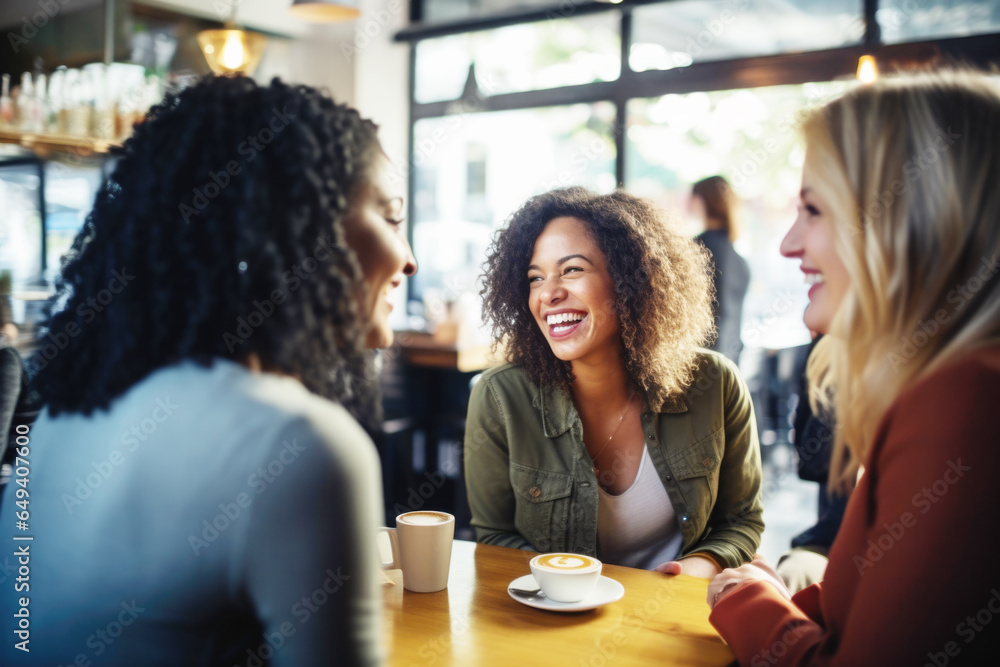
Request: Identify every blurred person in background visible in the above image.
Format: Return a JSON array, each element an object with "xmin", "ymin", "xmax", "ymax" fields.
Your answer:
[
  {"xmin": 0, "ymin": 295, "xmax": 28, "ymax": 463},
  {"xmin": 708, "ymin": 70, "xmax": 1000, "ymax": 665},
  {"xmin": 690, "ymin": 175, "xmax": 750, "ymax": 364},
  {"xmin": 0, "ymin": 75, "xmax": 415, "ymax": 666},
  {"xmin": 466, "ymin": 187, "xmax": 763, "ymax": 578},
  {"xmin": 774, "ymin": 332, "xmax": 850, "ymax": 594}
]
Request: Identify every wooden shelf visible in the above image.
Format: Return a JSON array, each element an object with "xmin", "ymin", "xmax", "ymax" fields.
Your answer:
[{"xmin": 0, "ymin": 129, "xmax": 120, "ymax": 157}]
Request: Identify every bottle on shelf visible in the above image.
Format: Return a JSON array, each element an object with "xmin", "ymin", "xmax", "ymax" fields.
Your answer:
[
  {"xmin": 35, "ymin": 73, "xmax": 49, "ymax": 134},
  {"xmin": 0, "ymin": 74, "xmax": 13, "ymax": 129},
  {"xmin": 64, "ymin": 69, "xmax": 90, "ymax": 137},
  {"xmin": 19, "ymin": 72, "xmax": 43, "ymax": 133},
  {"xmin": 46, "ymin": 68, "xmax": 64, "ymax": 134}
]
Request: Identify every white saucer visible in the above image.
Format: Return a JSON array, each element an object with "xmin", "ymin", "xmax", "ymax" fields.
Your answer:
[{"xmin": 507, "ymin": 574, "xmax": 624, "ymax": 612}]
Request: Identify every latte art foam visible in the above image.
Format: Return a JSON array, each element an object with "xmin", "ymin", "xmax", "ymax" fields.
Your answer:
[
  {"xmin": 399, "ymin": 512, "xmax": 450, "ymax": 525},
  {"xmin": 534, "ymin": 554, "xmax": 598, "ymax": 570}
]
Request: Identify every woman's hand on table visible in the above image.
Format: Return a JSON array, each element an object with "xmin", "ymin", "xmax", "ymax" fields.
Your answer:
[
  {"xmin": 706, "ymin": 554, "xmax": 792, "ymax": 609},
  {"xmin": 654, "ymin": 554, "xmax": 723, "ymax": 579}
]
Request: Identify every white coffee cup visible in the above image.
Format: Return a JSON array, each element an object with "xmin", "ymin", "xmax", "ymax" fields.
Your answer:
[
  {"xmin": 378, "ymin": 511, "xmax": 455, "ymax": 593},
  {"xmin": 529, "ymin": 553, "xmax": 602, "ymax": 603}
]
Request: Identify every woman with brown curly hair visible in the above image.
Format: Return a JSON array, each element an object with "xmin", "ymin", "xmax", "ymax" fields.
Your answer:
[{"xmin": 464, "ymin": 187, "xmax": 763, "ymax": 576}]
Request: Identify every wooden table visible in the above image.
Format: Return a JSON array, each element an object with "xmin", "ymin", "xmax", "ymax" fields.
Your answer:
[
  {"xmin": 393, "ymin": 330, "xmax": 495, "ymax": 372},
  {"xmin": 383, "ymin": 541, "xmax": 735, "ymax": 666}
]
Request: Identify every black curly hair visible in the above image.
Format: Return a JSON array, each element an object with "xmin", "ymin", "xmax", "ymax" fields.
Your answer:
[
  {"xmin": 29, "ymin": 75, "xmax": 384, "ymax": 430},
  {"xmin": 481, "ymin": 187, "xmax": 714, "ymax": 409}
]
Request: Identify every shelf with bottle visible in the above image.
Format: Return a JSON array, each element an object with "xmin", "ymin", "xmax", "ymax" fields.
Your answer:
[{"xmin": 0, "ymin": 63, "xmax": 163, "ymax": 156}]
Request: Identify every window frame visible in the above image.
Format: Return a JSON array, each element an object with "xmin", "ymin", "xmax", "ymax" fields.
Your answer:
[{"xmin": 397, "ymin": 0, "xmax": 1000, "ymax": 302}]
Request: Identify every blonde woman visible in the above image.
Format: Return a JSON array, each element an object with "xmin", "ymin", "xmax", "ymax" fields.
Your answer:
[
  {"xmin": 465, "ymin": 188, "xmax": 763, "ymax": 576},
  {"xmin": 708, "ymin": 70, "xmax": 1000, "ymax": 664}
]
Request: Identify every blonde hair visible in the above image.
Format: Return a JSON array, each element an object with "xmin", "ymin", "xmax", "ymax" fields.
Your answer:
[{"xmin": 804, "ymin": 70, "xmax": 1000, "ymax": 494}]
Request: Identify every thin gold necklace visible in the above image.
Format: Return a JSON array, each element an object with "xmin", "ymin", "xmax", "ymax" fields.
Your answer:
[{"xmin": 589, "ymin": 390, "xmax": 635, "ymax": 475}]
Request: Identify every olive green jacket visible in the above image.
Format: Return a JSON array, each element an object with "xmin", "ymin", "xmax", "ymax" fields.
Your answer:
[{"xmin": 463, "ymin": 349, "xmax": 763, "ymax": 569}]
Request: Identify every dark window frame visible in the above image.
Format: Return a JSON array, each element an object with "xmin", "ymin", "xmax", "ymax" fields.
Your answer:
[{"xmin": 398, "ymin": 0, "xmax": 1000, "ymax": 302}]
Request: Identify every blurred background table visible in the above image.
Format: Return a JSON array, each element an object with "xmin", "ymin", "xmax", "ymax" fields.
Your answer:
[
  {"xmin": 382, "ymin": 540, "xmax": 734, "ymax": 666},
  {"xmin": 379, "ymin": 332, "xmax": 497, "ymax": 538}
]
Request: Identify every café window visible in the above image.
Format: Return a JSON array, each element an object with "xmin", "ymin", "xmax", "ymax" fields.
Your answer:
[
  {"xmin": 410, "ymin": 102, "xmax": 616, "ymax": 316},
  {"xmin": 400, "ymin": 0, "xmax": 999, "ymax": 350},
  {"xmin": 630, "ymin": 0, "xmax": 863, "ymax": 70},
  {"xmin": 878, "ymin": 0, "xmax": 1000, "ymax": 43},
  {"xmin": 414, "ymin": 13, "xmax": 620, "ymax": 103}
]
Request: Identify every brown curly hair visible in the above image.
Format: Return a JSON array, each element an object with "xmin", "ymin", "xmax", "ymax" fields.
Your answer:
[{"xmin": 481, "ymin": 187, "xmax": 715, "ymax": 408}]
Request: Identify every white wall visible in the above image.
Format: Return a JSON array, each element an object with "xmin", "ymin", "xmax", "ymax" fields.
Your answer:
[
  {"xmin": 352, "ymin": 0, "xmax": 411, "ymax": 169},
  {"xmin": 255, "ymin": 25, "xmax": 358, "ymax": 106},
  {"xmin": 140, "ymin": 0, "xmax": 313, "ymax": 38},
  {"xmin": 147, "ymin": 0, "xmax": 410, "ymax": 119},
  {"xmin": 351, "ymin": 0, "xmax": 413, "ymax": 325}
]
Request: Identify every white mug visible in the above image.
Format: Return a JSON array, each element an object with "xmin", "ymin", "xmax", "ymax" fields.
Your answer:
[{"xmin": 378, "ymin": 511, "xmax": 455, "ymax": 593}]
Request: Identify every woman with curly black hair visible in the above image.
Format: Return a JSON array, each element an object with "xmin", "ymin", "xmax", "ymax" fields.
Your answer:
[
  {"xmin": 464, "ymin": 187, "xmax": 762, "ymax": 576},
  {"xmin": 0, "ymin": 75, "xmax": 414, "ymax": 666}
]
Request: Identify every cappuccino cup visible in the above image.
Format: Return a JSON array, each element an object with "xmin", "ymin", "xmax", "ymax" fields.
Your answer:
[
  {"xmin": 529, "ymin": 553, "xmax": 602, "ymax": 603},
  {"xmin": 378, "ymin": 511, "xmax": 455, "ymax": 593}
]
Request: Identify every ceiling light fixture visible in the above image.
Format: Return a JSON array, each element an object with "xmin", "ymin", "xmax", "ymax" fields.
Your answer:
[
  {"xmin": 197, "ymin": 9, "xmax": 267, "ymax": 76},
  {"xmin": 856, "ymin": 54, "xmax": 879, "ymax": 84},
  {"xmin": 288, "ymin": 0, "xmax": 361, "ymax": 22},
  {"xmin": 857, "ymin": 0, "xmax": 881, "ymax": 84}
]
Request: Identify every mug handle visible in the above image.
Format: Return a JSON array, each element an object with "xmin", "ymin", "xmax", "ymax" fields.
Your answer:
[{"xmin": 377, "ymin": 527, "xmax": 400, "ymax": 570}]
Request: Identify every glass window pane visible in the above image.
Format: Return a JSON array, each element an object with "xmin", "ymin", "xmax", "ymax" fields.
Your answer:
[
  {"xmin": 626, "ymin": 82, "xmax": 853, "ymax": 351},
  {"xmin": 421, "ymin": 0, "xmax": 561, "ymax": 22},
  {"xmin": 879, "ymin": 0, "xmax": 1000, "ymax": 44},
  {"xmin": 410, "ymin": 103, "xmax": 616, "ymax": 311},
  {"xmin": 43, "ymin": 159, "xmax": 107, "ymax": 285},
  {"xmin": 414, "ymin": 14, "xmax": 620, "ymax": 103},
  {"xmin": 630, "ymin": 0, "xmax": 863, "ymax": 72},
  {"xmin": 0, "ymin": 164, "xmax": 43, "ymax": 291}
]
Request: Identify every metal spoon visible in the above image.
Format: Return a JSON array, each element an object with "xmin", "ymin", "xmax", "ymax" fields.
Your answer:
[{"xmin": 508, "ymin": 586, "xmax": 545, "ymax": 600}]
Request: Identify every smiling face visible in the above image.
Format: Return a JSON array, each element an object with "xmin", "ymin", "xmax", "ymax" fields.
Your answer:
[
  {"xmin": 341, "ymin": 153, "xmax": 417, "ymax": 348},
  {"xmin": 779, "ymin": 159, "xmax": 851, "ymax": 334},
  {"xmin": 527, "ymin": 216, "xmax": 620, "ymax": 365}
]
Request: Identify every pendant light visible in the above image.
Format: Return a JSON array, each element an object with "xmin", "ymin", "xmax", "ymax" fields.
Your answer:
[
  {"xmin": 197, "ymin": 8, "xmax": 267, "ymax": 76},
  {"xmin": 288, "ymin": 0, "xmax": 361, "ymax": 22},
  {"xmin": 857, "ymin": 0, "xmax": 880, "ymax": 84},
  {"xmin": 856, "ymin": 54, "xmax": 879, "ymax": 84}
]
